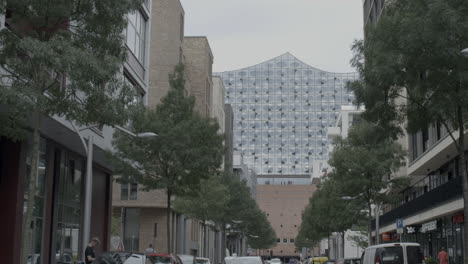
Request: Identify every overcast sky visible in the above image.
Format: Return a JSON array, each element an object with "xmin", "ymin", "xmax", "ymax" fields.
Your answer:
[{"xmin": 180, "ymin": 0, "xmax": 364, "ymax": 73}]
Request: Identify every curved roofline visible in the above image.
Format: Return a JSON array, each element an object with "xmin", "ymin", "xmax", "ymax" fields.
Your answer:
[{"xmin": 215, "ymin": 52, "xmax": 357, "ymax": 75}]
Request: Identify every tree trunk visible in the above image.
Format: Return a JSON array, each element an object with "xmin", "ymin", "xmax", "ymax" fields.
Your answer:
[
  {"xmin": 456, "ymin": 108, "xmax": 468, "ymax": 264},
  {"xmin": 20, "ymin": 112, "xmax": 41, "ymax": 264},
  {"xmin": 222, "ymin": 224, "xmax": 227, "ymax": 260},
  {"xmin": 167, "ymin": 190, "xmax": 172, "ymax": 253},
  {"xmin": 341, "ymin": 232, "xmax": 345, "ymax": 259},
  {"xmin": 204, "ymin": 222, "xmax": 208, "ymax": 258},
  {"xmin": 367, "ymin": 203, "xmax": 373, "ymax": 246}
]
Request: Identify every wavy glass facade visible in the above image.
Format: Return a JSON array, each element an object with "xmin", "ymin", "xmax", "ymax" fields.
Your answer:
[{"xmin": 215, "ymin": 53, "xmax": 358, "ymax": 175}]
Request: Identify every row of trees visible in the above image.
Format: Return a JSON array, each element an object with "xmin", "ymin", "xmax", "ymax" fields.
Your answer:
[
  {"xmin": 296, "ymin": 121, "xmax": 407, "ymax": 253},
  {"xmin": 109, "ymin": 65, "xmax": 276, "ymax": 253},
  {"xmin": 0, "ymin": 1, "xmax": 145, "ymax": 263},
  {"xmin": 0, "ymin": 0, "xmax": 275, "ymax": 261},
  {"xmin": 298, "ymin": 1, "xmax": 468, "ymax": 262}
]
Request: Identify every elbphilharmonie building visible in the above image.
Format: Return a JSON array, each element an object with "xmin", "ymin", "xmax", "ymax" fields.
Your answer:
[{"xmin": 216, "ymin": 53, "xmax": 358, "ymax": 176}]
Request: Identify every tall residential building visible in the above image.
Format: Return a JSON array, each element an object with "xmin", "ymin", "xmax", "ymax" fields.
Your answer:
[
  {"xmin": 0, "ymin": 1, "xmax": 153, "ymax": 263},
  {"xmin": 184, "ymin": 37, "xmax": 214, "ymax": 117},
  {"xmin": 148, "ymin": 0, "xmax": 187, "ymax": 108},
  {"xmin": 215, "ymin": 53, "xmax": 358, "ymax": 176},
  {"xmin": 256, "ymin": 176, "xmax": 317, "ymax": 258}
]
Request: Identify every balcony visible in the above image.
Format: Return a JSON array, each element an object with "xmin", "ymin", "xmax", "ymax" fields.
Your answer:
[{"xmin": 373, "ymin": 176, "xmax": 462, "ymax": 228}]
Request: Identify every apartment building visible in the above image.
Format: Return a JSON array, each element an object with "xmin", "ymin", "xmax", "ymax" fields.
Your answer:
[
  {"xmin": 0, "ymin": 1, "xmax": 153, "ymax": 263},
  {"xmin": 112, "ymin": 2, "xmax": 226, "ymax": 263}
]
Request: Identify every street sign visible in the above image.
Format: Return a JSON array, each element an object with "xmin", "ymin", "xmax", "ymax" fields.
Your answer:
[
  {"xmin": 397, "ymin": 228, "xmax": 404, "ymax": 234},
  {"xmin": 396, "ymin": 218, "xmax": 404, "ymax": 229}
]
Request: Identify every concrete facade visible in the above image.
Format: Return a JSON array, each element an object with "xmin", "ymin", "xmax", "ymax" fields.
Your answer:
[
  {"xmin": 256, "ymin": 181, "xmax": 317, "ymax": 257},
  {"xmin": 148, "ymin": 0, "xmax": 187, "ymax": 108},
  {"xmin": 183, "ymin": 37, "xmax": 214, "ymax": 117}
]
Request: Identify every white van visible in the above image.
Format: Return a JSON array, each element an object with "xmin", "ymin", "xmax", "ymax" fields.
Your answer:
[{"xmin": 361, "ymin": 243, "xmax": 424, "ymax": 264}]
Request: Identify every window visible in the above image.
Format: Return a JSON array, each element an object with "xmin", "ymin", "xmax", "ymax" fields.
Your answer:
[
  {"xmin": 376, "ymin": 246, "xmax": 404, "ymax": 264},
  {"xmin": 130, "ymin": 181, "xmax": 138, "ymax": 200},
  {"xmin": 422, "ymin": 128, "xmax": 429, "ymax": 152},
  {"xmin": 283, "ymin": 238, "xmax": 287, "ymax": 243},
  {"xmin": 124, "ymin": 74, "xmax": 145, "ymax": 105},
  {"xmin": 121, "ymin": 183, "xmax": 129, "ymax": 200},
  {"xmin": 290, "ymin": 238, "xmax": 295, "ymax": 243},
  {"xmin": 154, "ymin": 223, "xmax": 158, "ymax": 237},
  {"xmin": 126, "ymin": 10, "xmax": 147, "ymax": 63},
  {"xmin": 180, "ymin": 14, "xmax": 184, "ymax": 42},
  {"xmin": 276, "ymin": 238, "xmax": 281, "ymax": 243}
]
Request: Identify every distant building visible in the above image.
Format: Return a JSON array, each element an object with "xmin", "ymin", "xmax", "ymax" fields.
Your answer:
[
  {"xmin": 233, "ymin": 150, "xmax": 257, "ymax": 196},
  {"xmin": 256, "ymin": 175, "xmax": 317, "ymax": 258},
  {"xmin": 215, "ymin": 53, "xmax": 358, "ymax": 176}
]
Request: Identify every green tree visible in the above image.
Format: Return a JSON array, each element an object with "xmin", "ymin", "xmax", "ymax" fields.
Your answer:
[
  {"xmin": 0, "ymin": 1, "xmax": 142, "ymax": 262},
  {"xmin": 110, "ymin": 65, "xmax": 224, "ymax": 253},
  {"xmin": 174, "ymin": 174, "xmax": 229, "ymax": 256},
  {"xmin": 296, "ymin": 177, "xmax": 363, "ymax": 257},
  {"xmin": 328, "ymin": 121, "xmax": 408, "ymax": 245},
  {"xmin": 349, "ymin": 0, "xmax": 468, "ymax": 254}
]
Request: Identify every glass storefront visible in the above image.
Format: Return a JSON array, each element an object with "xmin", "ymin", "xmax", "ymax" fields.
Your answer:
[
  {"xmin": 403, "ymin": 213, "xmax": 464, "ymax": 264},
  {"xmin": 53, "ymin": 152, "xmax": 83, "ymax": 262}
]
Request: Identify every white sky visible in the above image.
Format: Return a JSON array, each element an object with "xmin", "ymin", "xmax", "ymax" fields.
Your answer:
[{"xmin": 179, "ymin": 0, "xmax": 364, "ymax": 73}]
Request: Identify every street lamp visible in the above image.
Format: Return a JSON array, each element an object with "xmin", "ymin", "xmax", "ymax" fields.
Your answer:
[
  {"xmin": 461, "ymin": 48, "xmax": 468, "ymax": 58},
  {"xmin": 71, "ymin": 122, "xmax": 157, "ymax": 257}
]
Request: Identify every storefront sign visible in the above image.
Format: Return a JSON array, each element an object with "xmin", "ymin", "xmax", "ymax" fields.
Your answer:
[
  {"xmin": 420, "ymin": 220, "xmax": 437, "ymax": 233},
  {"xmin": 453, "ymin": 213, "xmax": 464, "ymax": 224},
  {"xmin": 382, "ymin": 232, "xmax": 392, "ymax": 241},
  {"xmin": 406, "ymin": 226, "xmax": 416, "ymax": 234}
]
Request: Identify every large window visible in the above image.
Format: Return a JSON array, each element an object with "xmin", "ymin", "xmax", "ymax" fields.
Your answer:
[
  {"xmin": 54, "ymin": 153, "xmax": 83, "ymax": 263},
  {"xmin": 126, "ymin": 10, "xmax": 147, "ymax": 64},
  {"xmin": 23, "ymin": 138, "xmax": 47, "ymax": 263}
]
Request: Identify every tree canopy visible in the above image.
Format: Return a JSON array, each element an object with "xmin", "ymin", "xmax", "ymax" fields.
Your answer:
[
  {"xmin": 348, "ymin": 0, "xmax": 468, "ymax": 250},
  {"xmin": 110, "ymin": 65, "xmax": 225, "ymax": 252}
]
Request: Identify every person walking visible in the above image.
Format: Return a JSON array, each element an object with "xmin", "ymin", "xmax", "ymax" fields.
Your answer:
[
  {"xmin": 145, "ymin": 244, "xmax": 156, "ymax": 255},
  {"xmin": 438, "ymin": 247, "xmax": 448, "ymax": 264},
  {"xmin": 85, "ymin": 237, "xmax": 101, "ymax": 264}
]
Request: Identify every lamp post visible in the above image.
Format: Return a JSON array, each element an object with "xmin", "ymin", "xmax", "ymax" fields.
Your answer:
[
  {"xmin": 461, "ymin": 48, "xmax": 468, "ymax": 58},
  {"xmin": 71, "ymin": 122, "xmax": 157, "ymax": 258}
]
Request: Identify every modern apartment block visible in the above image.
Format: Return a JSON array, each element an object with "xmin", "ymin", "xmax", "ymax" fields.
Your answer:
[
  {"xmin": 255, "ymin": 176, "xmax": 317, "ymax": 259},
  {"xmin": 215, "ymin": 53, "xmax": 358, "ymax": 176},
  {"xmin": 0, "ymin": 1, "xmax": 153, "ymax": 263},
  {"xmin": 112, "ymin": 2, "xmax": 227, "ymax": 263}
]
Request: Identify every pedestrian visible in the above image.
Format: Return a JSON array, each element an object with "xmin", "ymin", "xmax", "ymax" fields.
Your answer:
[
  {"xmin": 145, "ymin": 244, "xmax": 156, "ymax": 255},
  {"xmin": 85, "ymin": 237, "xmax": 100, "ymax": 264},
  {"xmin": 438, "ymin": 247, "xmax": 448, "ymax": 264}
]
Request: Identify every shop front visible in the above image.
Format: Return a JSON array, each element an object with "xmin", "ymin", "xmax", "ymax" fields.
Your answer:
[
  {"xmin": 403, "ymin": 213, "xmax": 464, "ymax": 264},
  {"xmin": 0, "ymin": 125, "xmax": 113, "ymax": 264}
]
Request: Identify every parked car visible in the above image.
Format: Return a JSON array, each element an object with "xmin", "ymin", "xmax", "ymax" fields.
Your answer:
[
  {"xmin": 323, "ymin": 260, "xmax": 335, "ymax": 264},
  {"xmin": 196, "ymin": 258, "xmax": 211, "ymax": 264},
  {"xmin": 336, "ymin": 258, "xmax": 361, "ymax": 264},
  {"xmin": 271, "ymin": 258, "xmax": 282, "ymax": 264},
  {"xmin": 148, "ymin": 254, "xmax": 184, "ymax": 264},
  {"xmin": 361, "ymin": 243, "xmax": 424, "ymax": 264},
  {"xmin": 225, "ymin": 256, "xmax": 264, "ymax": 264},
  {"xmin": 310, "ymin": 257, "xmax": 329, "ymax": 264},
  {"xmin": 92, "ymin": 252, "xmax": 153, "ymax": 264},
  {"xmin": 179, "ymin": 255, "xmax": 197, "ymax": 264}
]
